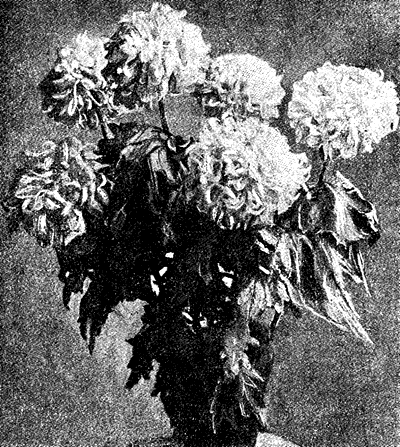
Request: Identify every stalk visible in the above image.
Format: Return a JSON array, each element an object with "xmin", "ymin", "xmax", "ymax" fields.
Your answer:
[
  {"xmin": 158, "ymin": 99, "xmax": 170, "ymax": 134},
  {"xmin": 317, "ymin": 144, "xmax": 331, "ymax": 184},
  {"xmin": 318, "ymin": 159, "xmax": 330, "ymax": 185}
]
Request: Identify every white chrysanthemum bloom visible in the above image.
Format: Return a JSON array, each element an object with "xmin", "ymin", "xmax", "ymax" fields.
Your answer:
[
  {"xmin": 41, "ymin": 32, "xmax": 117, "ymax": 128},
  {"xmin": 58, "ymin": 32, "xmax": 108, "ymax": 82},
  {"xmin": 288, "ymin": 62, "xmax": 399, "ymax": 159},
  {"xmin": 15, "ymin": 138, "xmax": 110, "ymax": 246},
  {"xmin": 104, "ymin": 3, "xmax": 210, "ymax": 109},
  {"xmin": 196, "ymin": 54, "xmax": 285, "ymax": 121},
  {"xmin": 185, "ymin": 118, "xmax": 310, "ymax": 230}
]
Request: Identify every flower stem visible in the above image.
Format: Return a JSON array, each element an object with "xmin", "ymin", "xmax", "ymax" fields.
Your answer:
[
  {"xmin": 158, "ymin": 99, "xmax": 170, "ymax": 134},
  {"xmin": 318, "ymin": 159, "xmax": 329, "ymax": 185},
  {"xmin": 318, "ymin": 145, "xmax": 331, "ymax": 184}
]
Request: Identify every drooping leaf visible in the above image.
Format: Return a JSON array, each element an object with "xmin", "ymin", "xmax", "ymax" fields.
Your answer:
[
  {"xmin": 210, "ymin": 279, "xmax": 276, "ymax": 434},
  {"xmin": 300, "ymin": 170, "xmax": 380, "ymax": 246},
  {"xmin": 108, "ymin": 125, "xmax": 193, "ymax": 242},
  {"xmin": 126, "ymin": 322, "xmax": 156, "ymax": 388},
  {"xmin": 263, "ymin": 230, "xmax": 373, "ymax": 343},
  {"xmin": 76, "ymin": 253, "xmax": 158, "ymax": 354},
  {"xmin": 255, "ymin": 170, "xmax": 380, "ymax": 344},
  {"xmin": 66, "ymin": 125, "xmax": 195, "ymax": 353},
  {"xmin": 311, "ymin": 235, "xmax": 372, "ymax": 342},
  {"xmin": 78, "ymin": 277, "xmax": 109, "ymax": 354}
]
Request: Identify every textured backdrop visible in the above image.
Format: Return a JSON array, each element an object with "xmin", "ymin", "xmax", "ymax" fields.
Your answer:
[{"xmin": 0, "ymin": 1, "xmax": 399, "ymax": 446}]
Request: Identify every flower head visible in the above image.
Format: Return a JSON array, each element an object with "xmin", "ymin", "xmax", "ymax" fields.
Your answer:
[
  {"xmin": 195, "ymin": 54, "xmax": 285, "ymax": 121},
  {"xmin": 288, "ymin": 62, "xmax": 399, "ymax": 159},
  {"xmin": 15, "ymin": 138, "xmax": 110, "ymax": 246},
  {"xmin": 103, "ymin": 2, "xmax": 210, "ymax": 109},
  {"xmin": 184, "ymin": 118, "xmax": 310, "ymax": 230},
  {"xmin": 60, "ymin": 32, "xmax": 109, "ymax": 81},
  {"xmin": 40, "ymin": 32, "xmax": 117, "ymax": 129}
]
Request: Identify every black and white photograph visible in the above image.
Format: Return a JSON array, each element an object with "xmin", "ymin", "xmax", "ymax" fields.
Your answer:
[{"xmin": 0, "ymin": 1, "xmax": 399, "ymax": 446}]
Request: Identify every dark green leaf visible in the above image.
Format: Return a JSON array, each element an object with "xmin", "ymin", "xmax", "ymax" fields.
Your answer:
[
  {"xmin": 300, "ymin": 171, "xmax": 380, "ymax": 246},
  {"xmin": 78, "ymin": 278, "xmax": 109, "ymax": 354},
  {"xmin": 265, "ymin": 230, "xmax": 373, "ymax": 344}
]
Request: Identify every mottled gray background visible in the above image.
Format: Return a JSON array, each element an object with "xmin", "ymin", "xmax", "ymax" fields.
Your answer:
[{"xmin": 0, "ymin": 1, "xmax": 399, "ymax": 446}]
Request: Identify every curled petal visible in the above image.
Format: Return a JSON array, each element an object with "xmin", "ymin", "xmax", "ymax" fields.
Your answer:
[
  {"xmin": 288, "ymin": 62, "xmax": 399, "ymax": 159},
  {"xmin": 103, "ymin": 3, "xmax": 210, "ymax": 108},
  {"xmin": 196, "ymin": 53, "xmax": 285, "ymax": 121},
  {"xmin": 14, "ymin": 137, "xmax": 111, "ymax": 248},
  {"xmin": 39, "ymin": 32, "xmax": 117, "ymax": 129},
  {"xmin": 184, "ymin": 118, "xmax": 310, "ymax": 229}
]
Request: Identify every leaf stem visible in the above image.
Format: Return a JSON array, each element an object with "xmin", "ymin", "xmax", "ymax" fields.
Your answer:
[{"xmin": 158, "ymin": 99, "xmax": 170, "ymax": 134}]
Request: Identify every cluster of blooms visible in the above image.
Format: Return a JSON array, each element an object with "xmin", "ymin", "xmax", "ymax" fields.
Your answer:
[
  {"xmin": 40, "ymin": 32, "xmax": 117, "ymax": 129},
  {"xmin": 15, "ymin": 138, "xmax": 110, "ymax": 246},
  {"xmin": 288, "ymin": 62, "xmax": 399, "ymax": 159},
  {"xmin": 184, "ymin": 118, "xmax": 310, "ymax": 230},
  {"xmin": 103, "ymin": 3, "xmax": 210, "ymax": 110},
  {"xmin": 195, "ymin": 53, "xmax": 285, "ymax": 121}
]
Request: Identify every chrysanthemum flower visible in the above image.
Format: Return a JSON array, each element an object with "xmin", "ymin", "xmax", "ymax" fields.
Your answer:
[
  {"xmin": 195, "ymin": 54, "xmax": 285, "ymax": 121},
  {"xmin": 40, "ymin": 32, "xmax": 117, "ymax": 129},
  {"xmin": 103, "ymin": 2, "xmax": 210, "ymax": 109},
  {"xmin": 184, "ymin": 118, "xmax": 310, "ymax": 230},
  {"xmin": 15, "ymin": 138, "xmax": 110, "ymax": 246},
  {"xmin": 288, "ymin": 62, "xmax": 399, "ymax": 159}
]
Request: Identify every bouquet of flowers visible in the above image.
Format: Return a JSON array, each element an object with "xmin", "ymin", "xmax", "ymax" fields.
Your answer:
[{"xmin": 4, "ymin": 3, "xmax": 399, "ymax": 446}]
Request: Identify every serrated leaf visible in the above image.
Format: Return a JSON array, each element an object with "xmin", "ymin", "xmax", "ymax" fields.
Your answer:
[
  {"xmin": 61, "ymin": 270, "xmax": 87, "ymax": 309},
  {"xmin": 262, "ymin": 170, "xmax": 379, "ymax": 343},
  {"xmin": 120, "ymin": 128, "xmax": 163, "ymax": 163},
  {"xmin": 78, "ymin": 278, "xmax": 108, "ymax": 354},
  {"xmin": 126, "ymin": 327, "xmax": 156, "ymax": 389},
  {"xmin": 301, "ymin": 170, "xmax": 380, "ymax": 246},
  {"xmin": 313, "ymin": 235, "xmax": 372, "ymax": 343},
  {"xmin": 212, "ymin": 341, "xmax": 268, "ymax": 433},
  {"xmin": 266, "ymin": 230, "xmax": 373, "ymax": 344}
]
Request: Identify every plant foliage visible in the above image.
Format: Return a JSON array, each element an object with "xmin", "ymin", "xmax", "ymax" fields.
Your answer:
[{"xmin": 3, "ymin": 3, "xmax": 399, "ymax": 446}]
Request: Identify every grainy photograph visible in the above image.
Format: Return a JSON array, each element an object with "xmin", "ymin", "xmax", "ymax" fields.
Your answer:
[{"xmin": 0, "ymin": 1, "xmax": 399, "ymax": 446}]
